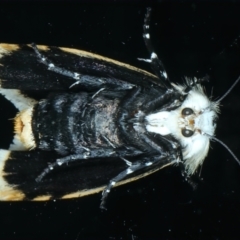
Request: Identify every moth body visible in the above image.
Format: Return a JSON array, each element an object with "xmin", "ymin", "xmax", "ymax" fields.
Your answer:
[{"xmin": 0, "ymin": 8, "xmax": 226, "ymax": 208}]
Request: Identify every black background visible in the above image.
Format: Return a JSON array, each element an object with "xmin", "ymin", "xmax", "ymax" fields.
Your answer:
[{"xmin": 1, "ymin": 1, "xmax": 240, "ymax": 239}]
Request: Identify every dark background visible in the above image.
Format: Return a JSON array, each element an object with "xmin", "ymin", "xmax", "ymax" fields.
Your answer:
[{"xmin": 1, "ymin": 1, "xmax": 240, "ymax": 239}]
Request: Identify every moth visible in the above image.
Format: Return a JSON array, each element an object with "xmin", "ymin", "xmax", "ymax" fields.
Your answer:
[{"xmin": 0, "ymin": 8, "xmax": 237, "ymax": 209}]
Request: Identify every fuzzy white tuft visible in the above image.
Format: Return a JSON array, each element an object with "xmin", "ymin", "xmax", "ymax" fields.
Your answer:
[{"xmin": 145, "ymin": 79, "xmax": 219, "ymax": 175}]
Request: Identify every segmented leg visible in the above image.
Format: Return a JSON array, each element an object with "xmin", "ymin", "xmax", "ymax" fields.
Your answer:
[
  {"xmin": 36, "ymin": 146, "xmax": 143, "ymax": 182},
  {"xmin": 35, "ymin": 149, "xmax": 108, "ymax": 182},
  {"xmin": 140, "ymin": 8, "xmax": 172, "ymax": 89},
  {"xmin": 140, "ymin": 133, "xmax": 182, "ymax": 164},
  {"xmin": 31, "ymin": 44, "xmax": 135, "ymax": 90},
  {"xmin": 100, "ymin": 155, "xmax": 168, "ymax": 209},
  {"xmin": 100, "ymin": 132, "xmax": 182, "ymax": 209},
  {"xmin": 31, "ymin": 43, "xmax": 82, "ymax": 81},
  {"xmin": 102, "ymin": 135, "xmax": 136, "ymax": 167},
  {"xmin": 179, "ymin": 162, "xmax": 198, "ymax": 190},
  {"xmin": 144, "ymin": 89, "xmax": 172, "ymax": 111}
]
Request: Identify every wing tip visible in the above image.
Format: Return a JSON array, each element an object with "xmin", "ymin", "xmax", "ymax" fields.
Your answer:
[{"xmin": 0, "ymin": 149, "xmax": 26, "ymax": 201}]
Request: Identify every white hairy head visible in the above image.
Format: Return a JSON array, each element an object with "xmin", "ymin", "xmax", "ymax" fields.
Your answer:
[{"xmin": 145, "ymin": 78, "xmax": 219, "ymax": 175}]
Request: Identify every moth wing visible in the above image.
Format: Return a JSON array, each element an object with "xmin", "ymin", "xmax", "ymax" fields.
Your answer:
[
  {"xmin": 0, "ymin": 149, "xmax": 171, "ymax": 201},
  {"xmin": 0, "ymin": 44, "xmax": 162, "ymax": 91}
]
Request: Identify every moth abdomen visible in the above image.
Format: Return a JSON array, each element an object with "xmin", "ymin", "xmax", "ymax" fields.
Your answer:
[{"xmin": 31, "ymin": 91, "xmax": 126, "ymax": 153}]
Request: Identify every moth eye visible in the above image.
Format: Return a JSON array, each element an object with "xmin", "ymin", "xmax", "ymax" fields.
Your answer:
[
  {"xmin": 182, "ymin": 107, "xmax": 194, "ymax": 116},
  {"xmin": 182, "ymin": 128, "xmax": 194, "ymax": 137}
]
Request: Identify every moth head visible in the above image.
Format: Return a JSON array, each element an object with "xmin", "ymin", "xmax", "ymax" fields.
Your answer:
[
  {"xmin": 146, "ymin": 79, "xmax": 219, "ymax": 175},
  {"xmin": 175, "ymin": 84, "xmax": 219, "ymax": 175}
]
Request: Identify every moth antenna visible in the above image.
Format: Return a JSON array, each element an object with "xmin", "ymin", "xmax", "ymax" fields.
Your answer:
[
  {"xmin": 216, "ymin": 75, "xmax": 240, "ymax": 103},
  {"xmin": 206, "ymin": 133, "xmax": 240, "ymax": 166}
]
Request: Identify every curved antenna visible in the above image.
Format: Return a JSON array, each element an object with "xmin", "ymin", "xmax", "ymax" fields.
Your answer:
[
  {"xmin": 212, "ymin": 136, "xmax": 240, "ymax": 165},
  {"xmin": 206, "ymin": 75, "xmax": 240, "ymax": 167},
  {"xmin": 205, "ymin": 133, "xmax": 240, "ymax": 166},
  {"xmin": 216, "ymin": 75, "xmax": 240, "ymax": 103}
]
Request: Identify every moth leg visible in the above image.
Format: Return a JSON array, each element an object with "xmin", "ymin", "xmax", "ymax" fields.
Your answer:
[
  {"xmin": 100, "ymin": 155, "xmax": 167, "ymax": 209},
  {"xmin": 100, "ymin": 161, "xmax": 144, "ymax": 210},
  {"xmin": 138, "ymin": 8, "xmax": 172, "ymax": 89},
  {"xmin": 101, "ymin": 135, "xmax": 142, "ymax": 167},
  {"xmin": 119, "ymin": 157, "xmax": 132, "ymax": 166},
  {"xmin": 121, "ymin": 87, "xmax": 142, "ymax": 109},
  {"xmin": 160, "ymin": 135, "xmax": 183, "ymax": 164},
  {"xmin": 179, "ymin": 163, "xmax": 198, "ymax": 190},
  {"xmin": 140, "ymin": 133, "xmax": 182, "ymax": 164},
  {"xmin": 36, "ymin": 147, "xmax": 143, "ymax": 182},
  {"xmin": 142, "ymin": 88, "xmax": 183, "ymax": 113},
  {"xmin": 35, "ymin": 148, "xmax": 112, "ymax": 182},
  {"xmin": 100, "ymin": 133, "xmax": 181, "ymax": 209},
  {"xmin": 31, "ymin": 43, "xmax": 82, "ymax": 81},
  {"xmin": 31, "ymin": 43, "xmax": 135, "ymax": 91}
]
